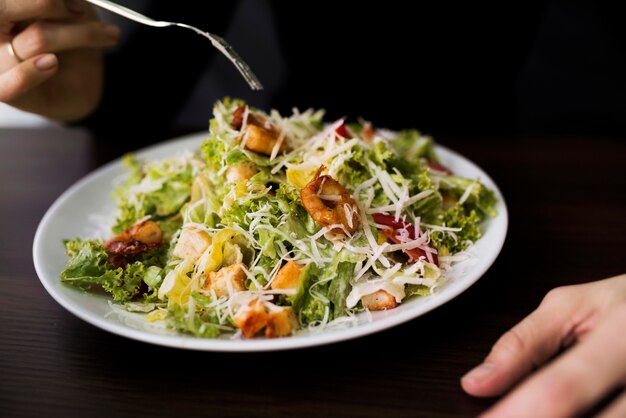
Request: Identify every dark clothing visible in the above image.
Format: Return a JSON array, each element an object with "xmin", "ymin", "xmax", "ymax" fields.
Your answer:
[{"xmin": 84, "ymin": 1, "xmax": 626, "ymax": 143}]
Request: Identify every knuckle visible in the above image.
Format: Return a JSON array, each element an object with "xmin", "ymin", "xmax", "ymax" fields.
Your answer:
[
  {"xmin": 541, "ymin": 286, "xmax": 574, "ymax": 307},
  {"xmin": 492, "ymin": 328, "xmax": 527, "ymax": 357},
  {"xmin": 24, "ymin": 24, "xmax": 50, "ymax": 54}
]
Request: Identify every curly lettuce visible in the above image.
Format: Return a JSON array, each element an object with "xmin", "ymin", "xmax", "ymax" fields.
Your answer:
[{"xmin": 61, "ymin": 239, "xmax": 167, "ymax": 303}]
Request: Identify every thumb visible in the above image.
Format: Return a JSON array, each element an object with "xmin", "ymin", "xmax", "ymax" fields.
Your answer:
[{"xmin": 461, "ymin": 287, "xmax": 581, "ymax": 397}]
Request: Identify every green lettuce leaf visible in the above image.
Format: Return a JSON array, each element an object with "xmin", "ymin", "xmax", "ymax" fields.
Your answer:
[
  {"xmin": 328, "ymin": 262, "xmax": 355, "ymax": 318},
  {"xmin": 437, "ymin": 176, "xmax": 497, "ymax": 218},
  {"xmin": 289, "ymin": 258, "xmax": 359, "ymax": 325},
  {"xmin": 430, "ymin": 206, "xmax": 483, "ymax": 254},
  {"xmin": 390, "ymin": 130, "xmax": 438, "ymax": 162},
  {"xmin": 61, "ymin": 239, "xmax": 167, "ymax": 303},
  {"xmin": 167, "ymin": 302, "xmax": 222, "ymax": 338},
  {"xmin": 112, "ymin": 155, "xmax": 195, "ymax": 233}
]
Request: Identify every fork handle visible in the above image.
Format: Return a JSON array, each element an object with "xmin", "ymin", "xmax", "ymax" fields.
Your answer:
[
  {"xmin": 83, "ymin": 0, "xmax": 170, "ymax": 27},
  {"xmin": 83, "ymin": 0, "xmax": 263, "ymax": 90}
]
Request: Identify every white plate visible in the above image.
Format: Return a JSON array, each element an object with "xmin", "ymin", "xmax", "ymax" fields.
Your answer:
[{"xmin": 33, "ymin": 132, "xmax": 508, "ymax": 351}]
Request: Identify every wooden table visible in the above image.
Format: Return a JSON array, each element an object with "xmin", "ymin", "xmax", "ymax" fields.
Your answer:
[{"xmin": 1, "ymin": 127, "xmax": 624, "ymax": 417}]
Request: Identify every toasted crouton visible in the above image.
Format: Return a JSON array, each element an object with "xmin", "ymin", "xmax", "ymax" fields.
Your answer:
[
  {"xmin": 265, "ymin": 307, "xmax": 298, "ymax": 338},
  {"xmin": 172, "ymin": 227, "xmax": 211, "ymax": 263},
  {"xmin": 271, "ymin": 261, "xmax": 302, "ymax": 291},
  {"xmin": 226, "ymin": 161, "xmax": 258, "ymax": 183},
  {"xmin": 233, "ymin": 299, "xmax": 268, "ymax": 338},
  {"xmin": 244, "ymin": 124, "xmax": 288, "ymax": 156},
  {"xmin": 204, "ymin": 263, "xmax": 247, "ymax": 298},
  {"xmin": 361, "ymin": 290, "xmax": 398, "ymax": 311}
]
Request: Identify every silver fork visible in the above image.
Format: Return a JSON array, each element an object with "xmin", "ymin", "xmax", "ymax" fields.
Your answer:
[{"xmin": 84, "ymin": 0, "xmax": 263, "ymax": 90}]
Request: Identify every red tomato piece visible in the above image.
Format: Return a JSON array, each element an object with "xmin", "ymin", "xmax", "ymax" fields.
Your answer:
[
  {"xmin": 372, "ymin": 213, "xmax": 438, "ymax": 265},
  {"xmin": 335, "ymin": 124, "xmax": 349, "ymax": 139}
]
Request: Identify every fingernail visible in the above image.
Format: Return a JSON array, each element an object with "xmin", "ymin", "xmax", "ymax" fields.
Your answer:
[
  {"xmin": 65, "ymin": 0, "xmax": 85, "ymax": 14},
  {"xmin": 103, "ymin": 24, "xmax": 121, "ymax": 40},
  {"xmin": 35, "ymin": 54, "xmax": 58, "ymax": 72},
  {"xmin": 462, "ymin": 362, "xmax": 495, "ymax": 383}
]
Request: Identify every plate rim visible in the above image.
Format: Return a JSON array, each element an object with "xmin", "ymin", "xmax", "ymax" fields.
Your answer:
[{"xmin": 33, "ymin": 132, "xmax": 508, "ymax": 352}]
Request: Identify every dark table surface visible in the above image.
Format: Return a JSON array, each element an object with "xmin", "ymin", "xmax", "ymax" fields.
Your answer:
[{"xmin": 1, "ymin": 126, "xmax": 624, "ymax": 418}]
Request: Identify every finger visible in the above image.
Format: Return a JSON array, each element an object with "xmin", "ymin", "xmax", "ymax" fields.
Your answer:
[
  {"xmin": 597, "ymin": 390, "xmax": 626, "ymax": 418},
  {"xmin": 482, "ymin": 305, "xmax": 626, "ymax": 418},
  {"xmin": 462, "ymin": 287, "xmax": 585, "ymax": 397},
  {"xmin": 0, "ymin": 39, "xmax": 18, "ymax": 73},
  {"xmin": 0, "ymin": 53, "xmax": 57, "ymax": 102},
  {"xmin": 11, "ymin": 21, "xmax": 120, "ymax": 60},
  {"xmin": 0, "ymin": 0, "xmax": 85, "ymax": 22}
]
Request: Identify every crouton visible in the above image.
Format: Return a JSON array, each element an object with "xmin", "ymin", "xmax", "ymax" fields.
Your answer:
[
  {"xmin": 361, "ymin": 290, "xmax": 398, "ymax": 310},
  {"xmin": 226, "ymin": 161, "xmax": 258, "ymax": 183},
  {"xmin": 172, "ymin": 227, "xmax": 211, "ymax": 263},
  {"xmin": 233, "ymin": 299, "xmax": 268, "ymax": 338},
  {"xmin": 244, "ymin": 124, "xmax": 288, "ymax": 156},
  {"xmin": 271, "ymin": 261, "xmax": 302, "ymax": 291},
  {"xmin": 203, "ymin": 263, "xmax": 247, "ymax": 298},
  {"xmin": 265, "ymin": 307, "xmax": 298, "ymax": 338}
]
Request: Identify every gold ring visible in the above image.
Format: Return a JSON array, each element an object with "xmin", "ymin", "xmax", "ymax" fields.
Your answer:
[{"xmin": 7, "ymin": 39, "xmax": 23, "ymax": 63}]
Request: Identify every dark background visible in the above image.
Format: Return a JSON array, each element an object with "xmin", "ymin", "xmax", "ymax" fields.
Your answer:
[{"xmin": 85, "ymin": 0, "xmax": 626, "ymax": 147}]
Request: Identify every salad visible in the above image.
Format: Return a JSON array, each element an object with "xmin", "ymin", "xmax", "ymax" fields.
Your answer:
[{"xmin": 60, "ymin": 98, "xmax": 497, "ymax": 339}]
